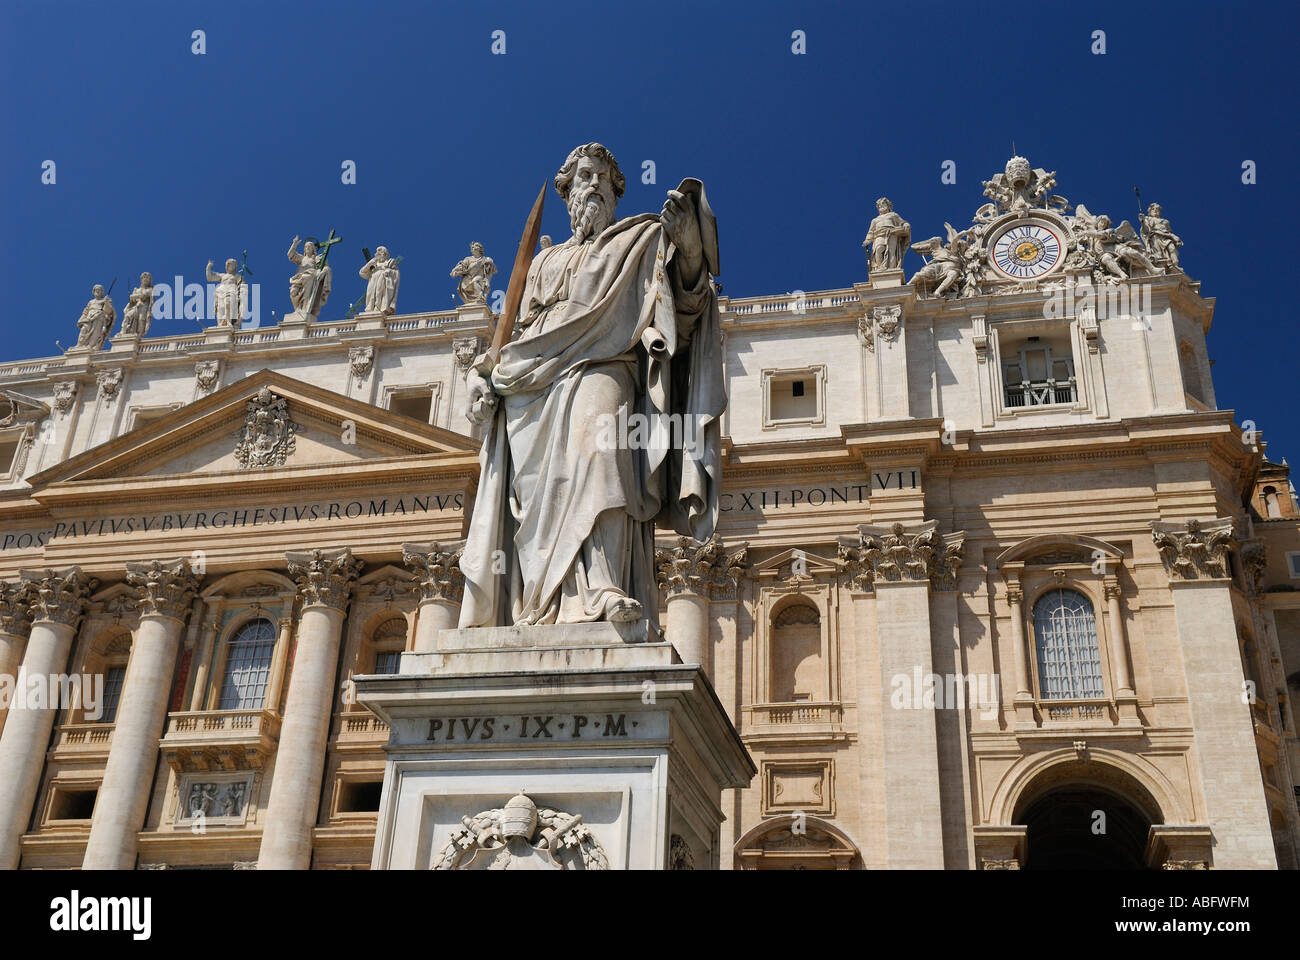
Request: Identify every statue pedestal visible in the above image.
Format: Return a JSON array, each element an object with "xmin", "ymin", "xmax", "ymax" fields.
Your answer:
[
  {"xmin": 354, "ymin": 621, "xmax": 754, "ymax": 870},
  {"xmin": 278, "ymin": 310, "xmax": 315, "ymax": 339},
  {"xmin": 454, "ymin": 302, "xmax": 493, "ymax": 326},
  {"xmin": 867, "ymin": 268, "xmax": 906, "ymax": 288},
  {"xmin": 202, "ymin": 324, "xmax": 236, "ymax": 346},
  {"xmin": 107, "ymin": 333, "xmax": 141, "ymax": 354}
]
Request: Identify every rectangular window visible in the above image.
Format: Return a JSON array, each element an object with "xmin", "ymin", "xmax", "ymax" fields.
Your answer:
[
  {"xmin": 389, "ymin": 392, "xmax": 433, "ymax": 423},
  {"xmin": 373, "ymin": 650, "xmax": 402, "ymax": 675},
  {"xmin": 1001, "ymin": 339, "xmax": 1077, "ymax": 409},
  {"xmin": 337, "ymin": 780, "xmax": 383, "ymax": 814},
  {"xmin": 217, "ymin": 637, "xmax": 275, "ymax": 710},
  {"xmin": 0, "ymin": 434, "xmax": 20, "ymax": 475},
  {"xmin": 49, "ymin": 788, "xmax": 98, "ymax": 821},
  {"xmin": 99, "ymin": 666, "xmax": 126, "ymax": 723},
  {"xmin": 763, "ymin": 366, "xmax": 826, "ymax": 427},
  {"xmin": 128, "ymin": 406, "xmax": 180, "ymax": 432},
  {"xmin": 1288, "ymin": 552, "xmax": 1300, "ymax": 579}
]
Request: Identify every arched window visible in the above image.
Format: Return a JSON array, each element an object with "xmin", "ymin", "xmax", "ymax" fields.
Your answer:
[
  {"xmin": 1262, "ymin": 486, "xmax": 1281, "ymax": 518},
  {"xmin": 1033, "ymin": 589, "xmax": 1104, "ymax": 700},
  {"xmin": 83, "ymin": 626, "xmax": 131, "ymax": 724},
  {"xmin": 771, "ymin": 602, "xmax": 823, "ymax": 703},
  {"xmin": 217, "ymin": 618, "xmax": 277, "ymax": 710},
  {"xmin": 371, "ymin": 616, "xmax": 408, "ymax": 674}
]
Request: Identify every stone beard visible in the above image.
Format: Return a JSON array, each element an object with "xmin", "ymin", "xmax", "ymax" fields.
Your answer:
[{"xmin": 459, "ymin": 145, "xmax": 724, "ymax": 629}]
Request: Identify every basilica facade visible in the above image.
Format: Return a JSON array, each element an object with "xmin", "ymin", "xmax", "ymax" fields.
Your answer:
[{"xmin": 0, "ymin": 156, "xmax": 1297, "ymax": 870}]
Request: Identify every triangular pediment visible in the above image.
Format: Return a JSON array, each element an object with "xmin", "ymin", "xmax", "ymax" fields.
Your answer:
[
  {"xmin": 752, "ymin": 547, "xmax": 841, "ymax": 579},
  {"xmin": 0, "ymin": 390, "xmax": 50, "ymax": 428},
  {"xmin": 29, "ymin": 369, "xmax": 480, "ymax": 486}
]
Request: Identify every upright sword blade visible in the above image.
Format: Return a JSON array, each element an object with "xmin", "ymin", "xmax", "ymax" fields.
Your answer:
[{"xmin": 488, "ymin": 181, "xmax": 548, "ymax": 363}]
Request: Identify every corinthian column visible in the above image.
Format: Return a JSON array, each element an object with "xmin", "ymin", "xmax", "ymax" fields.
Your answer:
[
  {"xmin": 654, "ymin": 536, "xmax": 747, "ymax": 677},
  {"xmin": 0, "ymin": 567, "xmax": 94, "ymax": 870},
  {"xmin": 258, "ymin": 548, "xmax": 361, "ymax": 869},
  {"xmin": 83, "ymin": 559, "xmax": 198, "ymax": 869},
  {"xmin": 0, "ymin": 581, "xmax": 34, "ymax": 737},
  {"xmin": 402, "ymin": 542, "xmax": 463, "ymax": 653}
]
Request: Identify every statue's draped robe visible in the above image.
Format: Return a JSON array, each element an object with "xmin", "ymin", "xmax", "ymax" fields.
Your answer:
[
  {"xmin": 290, "ymin": 255, "xmax": 331, "ymax": 315},
  {"xmin": 460, "ymin": 202, "xmax": 724, "ymax": 628},
  {"xmin": 213, "ymin": 275, "xmax": 244, "ymax": 326},
  {"xmin": 364, "ymin": 261, "xmax": 400, "ymax": 312}
]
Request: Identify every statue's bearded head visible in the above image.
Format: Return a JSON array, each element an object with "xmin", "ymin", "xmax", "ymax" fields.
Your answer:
[
  {"xmin": 1147, "ymin": 203, "xmax": 1162, "ymax": 217},
  {"xmin": 140, "ymin": 272, "xmax": 153, "ymax": 286},
  {"xmin": 375, "ymin": 245, "xmax": 389, "ymax": 261},
  {"xmin": 876, "ymin": 197, "xmax": 892, "ymax": 214},
  {"xmin": 555, "ymin": 142, "xmax": 626, "ymax": 243},
  {"xmin": 304, "ymin": 240, "xmax": 317, "ymax": 257},
  {"xmin": 92, "ymin": 284, "xmax": 105, "ymax": 298},
  {"xmin": 470, "ymin": 242, "xmax": 484, "ymax": 257},
  {"xmin": 225, "ymin": 258, "xmax": 238, "ymax": 273}
]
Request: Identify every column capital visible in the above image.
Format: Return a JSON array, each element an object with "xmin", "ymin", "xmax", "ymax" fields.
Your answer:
[
  {"xmin": 0, "ymin": 580, "xmax": 34, "ymax": 638},
  {"xmin": 401, "ymin": 541, "xmax": 464, "ymax": 604},
  {"xmin": 1151, "ymin": 517, "xmax": 1235, "ymax": 582},
  {"xmin": 1103, "ymin": 577, "xmax": 1122, "ymax": 601},
  {"xmin": 18, "ymin": 566, "xmax": 96, "ymax": 629},
  {"xmin": 838, "ymin": 521, "xmax": 965, "ymax": 590},
  {"xmin": 126, "ymin": 558, "xmax": 200, "ymax": 622},
  {"xmin": 655, "ymin": 535, "xmax": 748, "ymax": 600},
  {"xmin": 1005, "ymin": 580, "xmax": 1024, "ymax": 605},
  {"xmin": 286, "ymin": 548, "xmax": 362, "ymax": 612}
]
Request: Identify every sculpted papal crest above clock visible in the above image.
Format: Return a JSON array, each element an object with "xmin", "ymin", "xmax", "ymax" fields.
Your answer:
[{"xmin": 988, "ymin": 218, "xmax": 1064, "ymax": 280}]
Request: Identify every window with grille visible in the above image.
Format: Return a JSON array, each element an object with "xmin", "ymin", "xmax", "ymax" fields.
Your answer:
[
  {"xmin": 99, "ymin": 665, "xmax": 126, "ymax": 723},
  {"xmin": 1002, "ymin": 340, "xmax": 1077, "ymax": 408},
  {"xmin": 1033, "ymin": 589, "xmax": 1104, "ymax": 700},
  {"xmin": 217, "ymin": 619, "xmax": 277, "ymax": 710}
]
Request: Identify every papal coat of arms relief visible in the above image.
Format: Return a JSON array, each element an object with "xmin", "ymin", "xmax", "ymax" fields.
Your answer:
[
  {"xmin": 233, "ymin": 387, "xmax": 300, "ymax": 469},
  {"xmin": 433, "ymin": 793, "xmax": 609, "ymax": 870}
]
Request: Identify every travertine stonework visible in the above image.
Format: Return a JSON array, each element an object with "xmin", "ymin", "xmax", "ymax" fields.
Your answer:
[{"xmin": 0, "ymin": 154, "xmax": 1297, "ymax": 870}]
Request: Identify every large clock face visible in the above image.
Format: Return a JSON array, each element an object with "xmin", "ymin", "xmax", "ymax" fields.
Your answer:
[{"xmin": 989, "ymin": 221, "xmax": 1064, "ymax": 280}]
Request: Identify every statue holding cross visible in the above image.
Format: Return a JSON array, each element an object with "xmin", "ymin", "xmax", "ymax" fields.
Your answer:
[{"xmin": 287, "ymin": 230, "xmax": 340, "ymax": 321}]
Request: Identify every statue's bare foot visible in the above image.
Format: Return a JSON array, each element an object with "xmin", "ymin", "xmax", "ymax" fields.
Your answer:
[{"xmin": 605, "ymin": 597, "xmax": 643, "ymax": 623}]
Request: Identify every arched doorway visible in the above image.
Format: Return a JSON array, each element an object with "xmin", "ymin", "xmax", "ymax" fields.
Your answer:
[
  {"xmin": 1019, "ymin": 786, "xmax": 1152, "ymax": 869},
  {"xmin": 1007, "ymin": 759, "xmax": 1167, "ymax": 870}
]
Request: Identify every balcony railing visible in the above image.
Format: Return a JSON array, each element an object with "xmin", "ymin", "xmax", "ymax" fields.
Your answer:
[
  {"xmin": 336, "ymin": 712, "xmax": 390, "ymax": 744},
  {"xmin": 54, "ymin": 722, "xmax": 115, "ymax": 756},
  {"xmin": 161, "ymin": 708, "xmax": 280, "ymax": 772},
  {"xmin": 1039, "ymin": 699, "xmax": 1108, "ymax": 722},
  {"xmin": 1004, "ymin": 378, "xmax": 1077, "ymax": 409},
  {"xmin": 752, "ymin": 702, "xmax": 843, "ymax": 726}
]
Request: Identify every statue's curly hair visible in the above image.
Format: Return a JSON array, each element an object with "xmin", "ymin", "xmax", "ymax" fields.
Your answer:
[{"xmin": 554, "ymin": 142, "xmax": 626, "ymax": 202}]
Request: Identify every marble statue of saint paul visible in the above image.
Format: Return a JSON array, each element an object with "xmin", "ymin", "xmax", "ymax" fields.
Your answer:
[{"xmin": 461, "ymin": 142, "xmax": 724, "ymax": 629}]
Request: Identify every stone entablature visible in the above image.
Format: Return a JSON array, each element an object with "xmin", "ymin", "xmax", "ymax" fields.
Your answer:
[{"xmin": 0, "ymin": 273, "xmax": 1217, "ymax": 491}]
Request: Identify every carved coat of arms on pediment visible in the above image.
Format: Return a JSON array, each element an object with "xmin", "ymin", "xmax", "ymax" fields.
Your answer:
[
  {"xmin": 233, "ymin": 387, "xmax": 300, "ymax": 469},
  {"xmin": 434, "ymin": 793, "xmax": 608, "ymax": 870}
]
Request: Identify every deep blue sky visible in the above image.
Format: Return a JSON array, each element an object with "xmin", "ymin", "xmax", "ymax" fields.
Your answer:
[{"xmin": 3, "ymin": 0, "xmax": 1296, "ymax": 463}]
